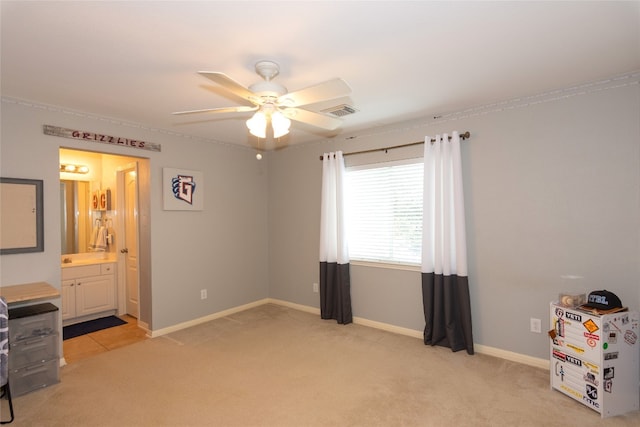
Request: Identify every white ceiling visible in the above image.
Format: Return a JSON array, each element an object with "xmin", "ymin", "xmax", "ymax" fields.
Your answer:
[{"xmin": 2, "ymin": 1, "xmax": 639, "ymax": 150}]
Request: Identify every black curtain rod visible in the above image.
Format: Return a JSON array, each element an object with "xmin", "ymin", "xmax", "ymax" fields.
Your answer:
[{"xmin": 319, "ymin": 131, "xmax": 471, "ymax": 160}]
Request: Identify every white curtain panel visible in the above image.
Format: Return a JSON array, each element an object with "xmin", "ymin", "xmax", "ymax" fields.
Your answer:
[
  {"xmin": 422, "ymin": 132, "xmax": 467, "ymax": 276},
  {"xmin": 422, "ymin": 132, "xmax": 474, "ymax": 354},
  {"xmin": 320, "ymin": 151, "xmax": 349, "ymax": 265},
  {"xmin": 319, "ymin": 151, "xmax": 352, "ymax": 324}
]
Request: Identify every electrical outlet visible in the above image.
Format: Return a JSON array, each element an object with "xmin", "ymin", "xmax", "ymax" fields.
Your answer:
[
  {"xmin": 313, "ymin": 283, "xmax": 319, "ymax": 293},
  {"xmin": 530, "ymin": 317, "xmax": 541, "ymax": 333},
  {"xmin": 200, "ymin": 289, "xmax": 207, "ymax": 300}
]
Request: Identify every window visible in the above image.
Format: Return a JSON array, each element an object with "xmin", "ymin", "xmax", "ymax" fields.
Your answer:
[{"xmin": 345, "ymin": 159, "xmax": 423, "ymax": 266}]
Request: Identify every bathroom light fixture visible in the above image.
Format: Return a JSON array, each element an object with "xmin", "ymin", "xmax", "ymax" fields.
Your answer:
[
  {"xmin": 60, "ymin": 163, "xmax": 89, "ymax": 174},
  {"xmin": 246, "ymin": 105, "xmax": 291, "ymax": 139}
]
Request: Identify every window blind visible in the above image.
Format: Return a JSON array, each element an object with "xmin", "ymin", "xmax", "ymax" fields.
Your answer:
[{"xmin": 345, "ymin": 159, "xmax": 423, "ymax": 265}]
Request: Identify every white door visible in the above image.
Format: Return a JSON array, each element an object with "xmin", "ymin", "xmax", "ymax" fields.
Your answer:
[{"xmin": 123, "ymin": 167, "xmax": 140, "ymax": 318}]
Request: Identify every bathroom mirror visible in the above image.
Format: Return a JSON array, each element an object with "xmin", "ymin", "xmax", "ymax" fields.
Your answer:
[
  {"xmin": 1, "ymin": 177, "xmax": 44, "ymax": 254},
  {"xmin": 60, "ymin": 180, "xmax": 92, "ymax": 255}
]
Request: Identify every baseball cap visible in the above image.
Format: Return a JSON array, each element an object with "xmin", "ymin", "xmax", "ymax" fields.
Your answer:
[{"xmin": 582, "ymin": 290, "xmax": 623, "ymax": 311}]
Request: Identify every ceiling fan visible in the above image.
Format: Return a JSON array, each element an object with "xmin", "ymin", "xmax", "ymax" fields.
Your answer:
[{"xmin": 173, "ymin": 60, "xmax": 352, "ymax": 138}]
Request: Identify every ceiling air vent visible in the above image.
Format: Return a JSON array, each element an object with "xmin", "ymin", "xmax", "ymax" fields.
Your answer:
[{"xmin": 322, "ymin": 104, "xmax": 358, "ymax": 117}]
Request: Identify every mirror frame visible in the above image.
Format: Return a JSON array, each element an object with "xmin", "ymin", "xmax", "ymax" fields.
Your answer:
[{"xmin": 0, "ymin": 177, "xmax": 44, "ymax": 254}]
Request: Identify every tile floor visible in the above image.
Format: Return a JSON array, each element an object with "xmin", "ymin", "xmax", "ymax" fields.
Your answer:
[{"xmin": 62, "ymin": 315, "xmax": 147, "ymax": 364}]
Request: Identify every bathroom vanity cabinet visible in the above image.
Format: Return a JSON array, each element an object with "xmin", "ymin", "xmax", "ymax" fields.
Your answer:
[{"xmin": 61, "ymin": 262, "xmax": 116, "ymax": 324}]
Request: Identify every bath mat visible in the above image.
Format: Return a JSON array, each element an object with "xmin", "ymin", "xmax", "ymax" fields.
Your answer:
[{"xmin": 63, "ymin": 315, "xmax": 127, "ymax": 340}]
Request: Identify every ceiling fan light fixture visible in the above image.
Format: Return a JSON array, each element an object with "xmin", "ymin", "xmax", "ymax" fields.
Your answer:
[
  {"xmin": 271, "ymin": 111, "xmax": 291, "ymax": 138},
  {"xmin": 246, "ymin": 111, "xmax": 267, "ymax": 138},
  {"xmin": 179, "ymin": 60, "xmax": 352, "ymax": 144}
]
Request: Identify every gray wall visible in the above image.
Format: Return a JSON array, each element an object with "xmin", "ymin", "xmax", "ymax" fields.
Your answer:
[
  {"xmin": 267, "ymin": 80, "xmax": 640, "ymax": 359},
  {"xmin": 1, "ymin": 76, "xmax": 638, "ymax": 361},
  {"xmin": 0, "ymin": 99, "xmax": 270, "ymax": 330}
]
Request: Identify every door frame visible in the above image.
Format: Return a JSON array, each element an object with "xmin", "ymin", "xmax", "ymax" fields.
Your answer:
[{"xmin": 58, "ymin": 147, "xmax": 152, "ymax": 333}]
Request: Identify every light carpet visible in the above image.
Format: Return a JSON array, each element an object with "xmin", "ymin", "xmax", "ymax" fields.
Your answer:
[{"xmin": 7, "ymin": 304, "xmax": 640, "ymax": 426}]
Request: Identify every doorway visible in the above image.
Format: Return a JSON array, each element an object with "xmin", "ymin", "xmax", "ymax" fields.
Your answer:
[{"xmin": 59, "ymin": 148, "xmax": 151, "ymax": 331}]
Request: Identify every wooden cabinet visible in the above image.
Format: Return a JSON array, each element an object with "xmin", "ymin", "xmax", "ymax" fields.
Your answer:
[{"xmin": 62, "ymin": 263, "xmax": 116, "ymax": 324}]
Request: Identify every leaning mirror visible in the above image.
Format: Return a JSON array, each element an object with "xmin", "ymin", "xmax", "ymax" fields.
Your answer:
[{"xmin": 1, "ymin": 177, "xmax": 44, "ymax": 254}]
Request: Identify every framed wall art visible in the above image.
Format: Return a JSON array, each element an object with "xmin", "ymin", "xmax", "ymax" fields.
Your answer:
[{"xmin": 162, "ymin": 168, "xmax": 203, "ymax": 211}]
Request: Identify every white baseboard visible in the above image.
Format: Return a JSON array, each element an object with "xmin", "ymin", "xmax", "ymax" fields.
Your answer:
[
  {"xmin": 473, "ymin": 344, "xmax": 549, "ymax": 370},
  {"xmin": 266, "ymin": 298, "xmax": 320, "ymax": 315},
  {"xmin": 149, "ymin": 298, "xmax": 270, "ymax": 338},
  {"xmin": 352, "ymin": 315, "xmax": 424, "ymax": 339},
  {"xmin": 149, "ymin": 298, "xmax": 550, "ymax": 371}
]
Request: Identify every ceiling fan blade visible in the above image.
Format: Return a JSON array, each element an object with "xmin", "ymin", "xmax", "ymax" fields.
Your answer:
[
  {"xmin": 172, "ymin": 106, "xmax": 258, "ymax": 115},
  {"xmin": 277, "ymin": 78, "xmax": 351, "ymax": 108},
  {"xmin": 282, "ymin": 108, "xmax": 343, "ymax": 130},
  {"xmin": 198, "ymin": 72, "xmax": 262, "ymax": 104}
]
